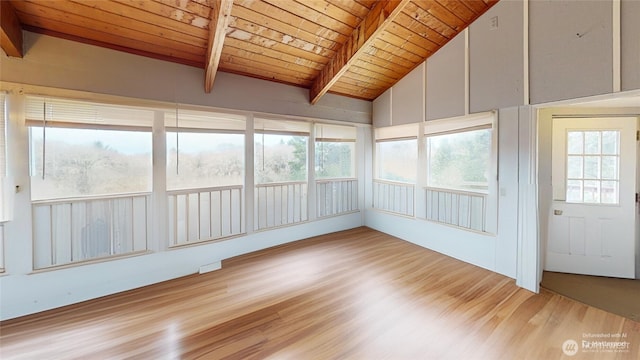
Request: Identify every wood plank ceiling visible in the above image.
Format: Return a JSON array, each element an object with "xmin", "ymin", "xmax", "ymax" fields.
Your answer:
[{"xmin": 3, "ymin": 0, "xmax": 498, "ymax": 103}]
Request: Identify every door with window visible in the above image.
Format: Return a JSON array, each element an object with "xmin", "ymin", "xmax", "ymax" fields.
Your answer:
[{"xmin": 546, "ymin": 117, "xmax": 638, "ymax": 278}]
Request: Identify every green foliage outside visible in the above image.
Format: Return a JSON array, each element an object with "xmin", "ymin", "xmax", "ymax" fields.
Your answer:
[
  {"xmin": 315, "ymin": 141, "xmax": 353, "ymax": 179},
  {"xmin": 428, "ymin": 129, "xmax": 491, "ymax": 192}
]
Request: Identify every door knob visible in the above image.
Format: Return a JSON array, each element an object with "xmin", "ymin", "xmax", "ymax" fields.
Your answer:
[{"xmin": 554, "ymin": 209, "xmax": 563, "ymax": 215}]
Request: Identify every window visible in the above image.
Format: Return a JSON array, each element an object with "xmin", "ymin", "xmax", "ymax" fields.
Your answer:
[
  {"xmin": 426, "ymin": 127, "xmax": 492, "ymax": 193},
  {"xmin": 254, "ymin": 118, "xmax": 310, "ymax": 230},
  {"xmin": 166, "ymin": 109, "xmax": 245, "ymax": 190},
  {"xmin": 27, "ymin": 97, "xmax": 153, "ymax": 200},
  {"xmin": 373, "ymin": 124, "xmax": 418, "ymax": 216},
  {"xmin": 254, "ymin": 118, "xmax": 309, "ymax": 184},
  {"xmin": 314, "ymin": 123, "xmax": 356, "ymax": 179},
  {"xmin": 315, "ymin": 124, "xmax": 358, "ymax": 218},
  {"xmin": 375, "ymin": 125, "xmax": 418, "ymax": 183},
  {"xmin": 423, "ymin": 112, "xmax": 498, "ymax": 233},
  {"xmin": 566, "ymin": 130, "xmax": 619, "ymax": 204},
  {"xmin": 27, "ymin": 97, "xmax": 153, "ymax": 268},
  {"xmin": 165, "ymin": 109, "xmax": 245, "ymax": 245}
]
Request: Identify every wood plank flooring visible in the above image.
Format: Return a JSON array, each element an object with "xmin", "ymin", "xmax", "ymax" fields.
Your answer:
[{"xmin": 1, "ymin": 227, "xmax": 638, "ymax": 359}]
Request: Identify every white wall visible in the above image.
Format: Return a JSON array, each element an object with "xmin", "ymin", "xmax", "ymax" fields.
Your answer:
[
  {"xmin": 621, "ymin": 0, "xmax": 640, "ymax": 91},
  {"xmin": 426, "ymin": 31, "xmax": 466, "ymax": 120},
  {"xmin": 392, "ymin": 63, "xmax": 425, "ymax": 125},
  {"xmin": 469, "ymin": 0, "xmax": 525, "ymax": 112},
  {"xmin": 529, "ymin": 0, "xmax": 614, "ymax": 103},
  {"xmin": 0, "ymin": 32, "xmax": 372, "ymax": 321}
]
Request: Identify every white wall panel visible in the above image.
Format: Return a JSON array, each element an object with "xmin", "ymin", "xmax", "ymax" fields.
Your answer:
[
  {"xmin": 392, "ymin": 63, "xmax": 425, "ymax": 125},
  {"xmin": 470, "ymin": 1, "xmax": 525, "ymax": 112},
  {"xmin": 621, "ymin": 0, "xmax": 640, "ymax": 91},
  {"xmin": 530, "ymin": 0, "xmax": 613, "ymax": 104},
  {"xmin": 495, "ymin": 107, "xmax": 519, "ymax": 278},
  {"xmin": 426, "ymin": 32, "xmax": 466, "ymax": 120},
  {"xmin": 372, "ymin": 88, "xmax": 392, "ymax": 127}
]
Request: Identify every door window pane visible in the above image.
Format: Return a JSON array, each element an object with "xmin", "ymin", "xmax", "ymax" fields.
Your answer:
[
  {"xmin": 565, "ymin": 130, "xmax": 619, "ymax": 205},
  {"xmin": 584, "ymin": 131, "xmax": 601, "ymax": 154},
  {"xmin": 583, "ymin": 156, "xmax": 600, "ymax": 179},
  {"xmin": 567, "ymin": 156, "xmax": 583, "ymax": 178},
  {"xmin": 602, "ymin": 131, "xmax": 619, "ymax": 155},
  {"xmin": 567, "ymin": 132, "xmax": 584, "ymax": 154},
  {"xmin": 601, "ymin": 156, "xmax": 618, "ymax": 180}
]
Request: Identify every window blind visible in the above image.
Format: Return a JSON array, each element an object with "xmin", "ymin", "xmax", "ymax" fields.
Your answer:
[
  {"xmin": 165, "ymin": 108, "xmax": 245, "ymax": 133},
  {"xmin": 315, "ymin": 123, "xmax": 356, "ymax": 142},
  {"xmin": 26, "ymin": 96, "xmax": 154, "ymax": 130},
  {"xmin": 424, "ymin": 111, "xmax": 495, "ymax": 136},
  {"xmin": 254, "ymin": 117, "xmax": 310, "ymax": 136},
  {"xmin": 375, "ymin": 123, "xmax": 419, "ymax": 141}
]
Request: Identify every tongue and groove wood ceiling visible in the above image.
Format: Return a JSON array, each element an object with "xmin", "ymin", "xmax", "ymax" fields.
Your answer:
[{"xmin": 3, "ymin": 0, "xmax": 498, "ymax": 103}]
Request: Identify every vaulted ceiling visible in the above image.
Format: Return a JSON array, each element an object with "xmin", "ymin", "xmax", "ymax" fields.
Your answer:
[{"xmin": 1, "ymin": 0, "xmax": 498, "ymax": 103}]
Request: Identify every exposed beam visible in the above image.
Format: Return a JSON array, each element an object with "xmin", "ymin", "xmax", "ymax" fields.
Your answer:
[
  {"xmin": 1, "ymin": 0, "xmax": 23, "ymax": 57},
  {"xmin": 204, "ymin": 0, "xmax": 233, "ymax": 93},
  {"xmin": 309, "ymin": 0, "xmax": 410, "ymax": 104}
]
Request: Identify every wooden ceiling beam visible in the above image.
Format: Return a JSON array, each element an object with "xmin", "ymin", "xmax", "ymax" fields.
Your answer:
[
  {"xmin": 1, "ymin": 0, "xmax": 23, "ymax": 57},
  {"xmin": 204, "ymin": 0, "xmax": 233, "ymax": 93},
  {"xmin": 309, "ymin": 0, "xmax": 410, "ymax": 104}
]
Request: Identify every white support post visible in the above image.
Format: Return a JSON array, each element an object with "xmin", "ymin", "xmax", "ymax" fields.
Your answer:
[
  {"xmin": 613, "ymin": 0, "xmax": 621, "ymax": 93},
  {"xmin": 464, "ymin": 28, "xmax": 470, "ymax": 115},
  {"xmin": 151, "ymin": 110, "xmax": 167, "ymax": 251},
  {"xmin": 308, "ymin": 123, "xmax": 317, "ymax": 221},
  {"xmin": 4, "ymin": 94, "xmax": 33, "ymax": 274},
  {"xmin": 244, "ymin": 114, "xmax": 254, "ymax": 234}
]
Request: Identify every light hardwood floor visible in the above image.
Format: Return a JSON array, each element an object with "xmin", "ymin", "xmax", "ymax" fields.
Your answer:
[{"xmin": 1, "ymin": 227, "xmax": 638, "ymax": 359}]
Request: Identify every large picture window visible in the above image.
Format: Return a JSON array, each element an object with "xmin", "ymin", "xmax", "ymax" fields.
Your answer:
[
  {"xmin": 166, "ymin": 110, "xmax": 245, "ymax": 190},
  {"xmin": 423, "ymin": 112, "xmax": 498, "ymax": 233},
  {"xmin": 27, "ymin": 98, "xmax": 153, "ymax": 200},
  {"xmin": 314, "ymin": 124, "xmax": 356, "ymax": 179},
  {"xmin": 314, "ymin": 124, "xmax": 358, "ymax": 218},
  {"xmin": 27, "ymin": 97, "xmax": 153, "ymax": 268},
  {"xmin": 165, "ymin": 109, "xmax": 245, "ymax": 245},
  {"xmin": 254, "ymin": 119, "xmax": 309, "ymax": 184},
  {"xmin": 426, "ymin": 127, "xmax": 492, "ymax": 193},
  {"xmin": 254, "ymin": 118, "xmax": 309, "ymax": 230},
  {"xmin": 373, "ymin": 124, "xmax": 418, "ymax": 216}
]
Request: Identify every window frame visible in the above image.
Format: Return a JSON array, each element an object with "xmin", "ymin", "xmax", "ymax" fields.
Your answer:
[
  {"xmin": 314, "ymin": 123, "xmax": 357, "ymax": 180},
  {"xmin": 422, "ymin": 111, "xmax": 499, "ymax": 234},
  {"xmin": 26, "ymin": 96, "xmax": 155, "ymax": 201}
]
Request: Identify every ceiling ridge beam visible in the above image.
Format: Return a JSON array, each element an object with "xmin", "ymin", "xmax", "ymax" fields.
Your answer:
[
  {"xmin": 1, "ymin": 0, "xmax": 23, "ymax": 57},
  {"xmin": 205, "ymin": 0, "xmax": 233, "ymax": 93},
  {"xmin": 309, "ymin": 0, "xmax": 410, "ymax": 104}
]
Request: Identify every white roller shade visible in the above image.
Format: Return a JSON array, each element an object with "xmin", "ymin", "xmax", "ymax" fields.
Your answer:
[
  {"xmin": 375, "ymin": 123, "xmax": 419, "ymax": 141},
  {"xmin": 254, "ymin": 117, "xmax": 310, "ymax": 135},
  {"xmin": 424, "ymin": 111, "xmax": 495, "ymax": 136},
  {"xmin": 315, "ymin": 123, "xmax": 356, "ymax": 141},
  {"xmin": 165, "ymin": 108, "xmax": 245, "ymax": 132},
  {"xmin": 26, "ymin": 96, "xmax": 154, "ymax": 130}
]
